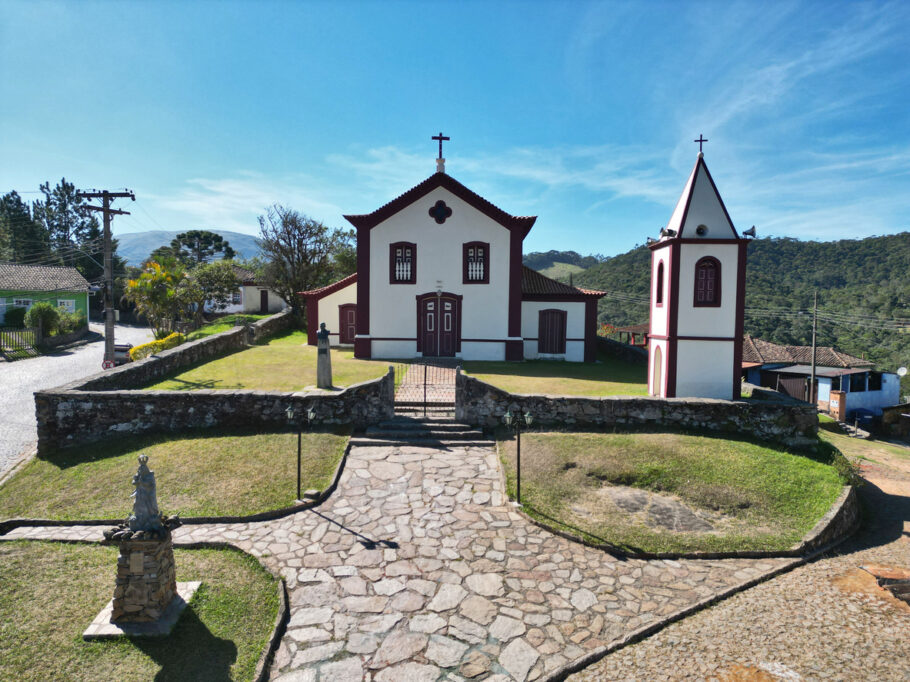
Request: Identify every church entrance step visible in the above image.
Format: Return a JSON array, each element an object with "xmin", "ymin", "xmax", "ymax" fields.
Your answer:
[
  {"xmin": 377, "ymin": 419, "xmax": 474, "ymax": 431},
  {"xmin": 350, "ymin": 437, "xmax": 493, "ymax": 447}
]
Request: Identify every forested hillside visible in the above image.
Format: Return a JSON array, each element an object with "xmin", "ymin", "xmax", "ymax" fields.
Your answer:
[{"xmin": 569, "ymin": 234, "xmax": 910, "ymax": 389}]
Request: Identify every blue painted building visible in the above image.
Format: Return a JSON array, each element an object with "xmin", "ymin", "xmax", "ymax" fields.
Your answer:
[{"xmin": 742, "ymin": 335, "xmax": 900, "ymax": 419}]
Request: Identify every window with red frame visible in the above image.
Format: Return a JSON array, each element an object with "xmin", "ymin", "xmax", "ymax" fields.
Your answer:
[{"xmin": 694, "ymin": 257, "xmax": 720, "ymax": 306}]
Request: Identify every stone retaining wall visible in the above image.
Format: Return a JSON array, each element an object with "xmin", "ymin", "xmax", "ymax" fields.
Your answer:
[
  {"xmin": 41, "ymin": 325, "xmax": 89, "ymax": 349},
  {"xmin": 455, "ymin": 371, "xmax": 818, "ymax": 448},
  {"xmin": 35, "ymin": 370, "xmax": 395, "ymax": 453},
  {"xmin": 79, "ymin": 311, "xmax": 294, "ymax": 391},
  {"xmin": 596, "ymin": 337, "xmax": 648, "ymax": 365}
]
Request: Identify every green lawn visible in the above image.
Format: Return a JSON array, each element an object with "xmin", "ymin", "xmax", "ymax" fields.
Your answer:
[
  {"xmin": 497, "ymin": 430, "xmax": 845, "ymax": 553},
  {"xmin": 149, "ymin": 330, "xmax": 391, "ymax": 391},
  {"xmin": 186, "ymin": 314, "xmax": 272, "ymax": 341},
  {"xmin": 0, "ymin": 429, "xmax": 348, "ymax": 521},
  {"xmin": 0, "ymin": 541, "xmax": 278, "ymax": 682},
  {"xmin": 464, "ymin": 353, "xmax": 647, "ymax": 397}
]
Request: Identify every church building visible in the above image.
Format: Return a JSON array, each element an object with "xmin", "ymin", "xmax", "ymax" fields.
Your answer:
[
  {"xmin": 302, "ymin": 138, "xmax": 604, "ymax": 362},
  {"xmin": 648, "ymin": 146, "xmax": 749, "ymax": 400}
]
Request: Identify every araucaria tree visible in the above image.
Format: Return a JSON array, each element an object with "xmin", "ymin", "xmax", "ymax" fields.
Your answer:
[
  {"xmin": 257, "ymin": 205, "xmax": 354, "ymax": 313},
  {"xmin": 169, "ymin": 230, "xmax": 235, "ymax": 265}
]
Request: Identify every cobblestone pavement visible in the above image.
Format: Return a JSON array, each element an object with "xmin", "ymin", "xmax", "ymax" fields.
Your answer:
[
  {"xmin": 0, "ymin": 322, "xmax": 153, "ymax": 476},
  {"xmin": 571, "ymin": 444, "xmax": 910, "ymax": 681},
  {"xmin": 4, "ymin": 442, "xmax": 798, "ymax": 681},
  {"xmin": 394, "ymin": 362, "xmax": 457, "ymax": 404}
]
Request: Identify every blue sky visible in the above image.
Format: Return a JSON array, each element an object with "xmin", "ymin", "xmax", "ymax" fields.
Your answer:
[{"xmin": 2, "ymin": 0, "xmax": 909, "ymax": 257}]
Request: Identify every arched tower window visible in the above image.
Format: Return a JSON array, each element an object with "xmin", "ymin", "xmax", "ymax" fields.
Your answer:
[
  {"xmin": 694, "ymin": 257, "xmax": 721, "ymax": 307},
  {"xmin": 655, "ymin": 261, "xmax": 664, "ymax": 306}
]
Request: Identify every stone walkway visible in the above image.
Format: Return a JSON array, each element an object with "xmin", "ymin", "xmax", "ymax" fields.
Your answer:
[{"xmin": 4, "ymin": 442, "xmax": 801, "ymax": 681}]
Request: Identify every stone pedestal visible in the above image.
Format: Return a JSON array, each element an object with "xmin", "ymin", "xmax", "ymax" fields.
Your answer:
[{"xmin": 111, "ymin": 532, "xmax": 177, "ymax": 623}]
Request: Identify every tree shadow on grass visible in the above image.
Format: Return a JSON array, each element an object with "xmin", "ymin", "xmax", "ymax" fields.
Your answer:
[{"xmin": 131, "ymin": 607, "xmax": 237, "ymax": 682}]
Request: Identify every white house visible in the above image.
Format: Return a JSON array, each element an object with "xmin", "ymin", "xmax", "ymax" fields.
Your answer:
[
  {"xmin": 648, "ymin": 151, "xmax": 748, "ymax": 400},
  {"xmin": 301, "ymin": 157, "xmax": 604, "ymax": 362},
  {"xmin": 204, "ymin": 265, "xmax": 285, "ymax": 315}
]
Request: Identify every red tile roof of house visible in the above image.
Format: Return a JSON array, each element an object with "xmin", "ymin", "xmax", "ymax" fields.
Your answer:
[
  {"xmin": 343, "ymin": 172, "xmax": 537, "ymax": 236},
  {"xmin": 742, "ymin": 334, "xmax": 872, "ymax": 368},
  {"xmin": 521, "ymin": 266, "xmax": 604, "ymax": 298},
  {"xmin": 298, "ymin": 272, "xmax": 358, "ymax": 298},
  {"xmin": 0, "ymin": 262, "xmax": 90, "ymax": 292}
]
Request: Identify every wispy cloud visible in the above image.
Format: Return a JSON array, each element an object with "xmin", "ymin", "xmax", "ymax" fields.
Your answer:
[{"xmin": 152, "ymin": 173, "xmax": 346, "ymax": 234}]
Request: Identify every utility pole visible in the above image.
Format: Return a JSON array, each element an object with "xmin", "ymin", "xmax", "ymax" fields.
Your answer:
[
  {"xmin": 76, "ymin": 189, "xmax": 135, "ymax": 366},
  {"xmin": 810, "ymin": 290, "xmax": 818, "ymax": 404}
]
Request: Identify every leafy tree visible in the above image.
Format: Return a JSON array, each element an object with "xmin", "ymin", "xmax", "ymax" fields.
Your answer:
[
  {"xmin": 148, "ymin": 244, "xmax": 179, "ymax": 264},
  {"xmin": 169, "ymin": 230, "xmax": 235, "ymax": 265},
  {"xmin": 124, "ymin": 260, "xmax": 188, "ymax": 338},
  {"xmin": 32, "ymin": 178, "xmax": 99, "ymax": 268},
  {"xmin": 257, "ymin": 205, "xmax": 351, "ymax": 313},
  {"xmin": 0, "ymin": 191, "xmax": 48, "ymax": 263},
  {"xmin": 187, "ymin": 261, "xmax": 240, "ymax": 324}
]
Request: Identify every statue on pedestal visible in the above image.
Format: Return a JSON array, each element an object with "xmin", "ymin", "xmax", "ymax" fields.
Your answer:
[
  {"xmin": 317, "ymin": 322, "xmax": 333, "ymax": 389},
  {"xmin": 129, "ymin": 454, "xmax": 163, "ymax": 532}
]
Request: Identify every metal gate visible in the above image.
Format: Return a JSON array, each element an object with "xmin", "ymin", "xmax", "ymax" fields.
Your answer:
[
  {"xmin": 0, "ymin": 326, "xmax": 39, "ymax": 360},
  {"xmin": 393, "ymin": 359, "xmax": 459, "ymax": 410}
]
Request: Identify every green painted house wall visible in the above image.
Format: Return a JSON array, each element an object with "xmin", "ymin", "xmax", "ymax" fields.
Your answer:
[{"xmin": 0, "ymin": 289, "xmax": 89, "ymax": 325}]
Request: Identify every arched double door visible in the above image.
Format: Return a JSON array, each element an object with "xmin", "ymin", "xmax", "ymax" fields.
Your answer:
[{"xmin": 417, "ymin": 292, "xmax": 462, "ymax": 357}]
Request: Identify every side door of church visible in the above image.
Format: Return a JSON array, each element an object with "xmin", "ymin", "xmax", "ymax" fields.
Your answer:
[{"xmin": 339, "ymin": 304, "xmax": 356, "ymax": 344}]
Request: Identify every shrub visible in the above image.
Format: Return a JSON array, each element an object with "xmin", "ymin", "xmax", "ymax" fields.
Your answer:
[
  {"xmin": 57, "ymin": 309, "xmax": 87, "ymax": 334},
  {"xmin": 129, "ymin": 331, "xmax": 186, "ymax": 361},
  {"xmin": 4, "ymin": 306, "xmax": 27, "ymax": 328},
  {"xmin": 24, "ymin": 302, "xmax": 60, "ymax": 335}
]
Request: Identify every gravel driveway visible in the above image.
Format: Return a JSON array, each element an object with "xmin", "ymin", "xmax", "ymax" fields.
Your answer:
[{"xmin": 0, "ymin": 323, "xmax": 153, "ymax": 476}]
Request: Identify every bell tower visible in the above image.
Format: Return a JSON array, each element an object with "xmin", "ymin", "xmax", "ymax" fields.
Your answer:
[{"xmin": 648, "ymin": 147, "xmax": 748, "ymax": 400}]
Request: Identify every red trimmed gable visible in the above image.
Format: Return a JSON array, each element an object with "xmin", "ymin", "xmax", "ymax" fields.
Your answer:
[
  {"xmin": 343, "ymin": 172, "xmax": 537, "ymax": 237},
  {"xmin": 298, "ymin": 272, "xmax": 358, "ymax": 300}
]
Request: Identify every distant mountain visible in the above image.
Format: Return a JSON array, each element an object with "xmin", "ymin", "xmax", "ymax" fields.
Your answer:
[
  {"xmin": 523, "ymin": 250, "xmax": 607, "ymax": 273},
  {"xmin": 116, "ymin": 230, "xmax": 262, "ymax": 266}
]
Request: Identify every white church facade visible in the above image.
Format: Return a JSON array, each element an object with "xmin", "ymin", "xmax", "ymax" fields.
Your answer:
[
  {"xmin": 648, "ymin": 150, "xmax": 749, "ymax": 400},
  {"xmin": 302, "ymin": 157, "xmax": 604, "ymax": 362}
]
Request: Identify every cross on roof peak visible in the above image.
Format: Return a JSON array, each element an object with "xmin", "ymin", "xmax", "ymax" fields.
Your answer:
[
  {"xmin": 432, "ymin": 132, "xmax": 450, "ymax": 160},
  {"xmin": 694, "ymin": 134, "xmax": 708, "ymax": 153}
]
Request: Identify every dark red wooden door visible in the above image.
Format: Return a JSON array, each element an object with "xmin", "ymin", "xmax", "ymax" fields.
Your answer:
[
  {"xmin": 259, "ymin": 290, "xmax": 268, "ymax": 313},
  {"xmin": 538, "ymin": 309, "xmax": 567, "ymax": 354},
  {"xmin": 339, "ymin": 304, "xmax": 356, "ymax": 344},
  {"xmin": 420, "ymin": 296, "xmax": 457, "ymax": 357}
]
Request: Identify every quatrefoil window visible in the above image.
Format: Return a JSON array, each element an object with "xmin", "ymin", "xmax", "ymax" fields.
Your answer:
[{"xmin": 428, "ymin": 200, "xmax": 453, "ymax": 224}]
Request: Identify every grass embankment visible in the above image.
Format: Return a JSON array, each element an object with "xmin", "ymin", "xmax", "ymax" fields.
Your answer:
[
  {"xmin": 186, "ymin": 314, "xmax": 271, "ymax": 341},
  {"xmin": 464, "ymin": 352, "xmax": 647, "ymax": 397},
  {"xmin": 0, "ymin": 429, "xmax": 348, "ymax": 521},
  {"xmin": 149, "ymin": 330, "xmax": 390, "ymax": 391},
  {"xmin": 498, "ymin": 431, "xmax": 845, "ymax": 553},
  {"xmin": 0, "ymin": 541, "xmax": 278, "ymax": 682}
]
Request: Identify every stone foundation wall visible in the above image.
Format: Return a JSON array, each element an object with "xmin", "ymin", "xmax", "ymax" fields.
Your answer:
[
  {"xmin": 36, "ymin": 369, "xmax": 395, "ymax": 452},
  {"xmin": 112, "ymin": 535, "xmax": 177, "ymax": 622},
  {"xmin": 456, "ymin": 371, "xmax": 818, "ymax": 448}
]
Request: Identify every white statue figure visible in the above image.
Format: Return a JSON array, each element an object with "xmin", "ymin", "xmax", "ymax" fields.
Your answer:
[{"xmin": 129, "ymin": 454, "xmax": 162, "ymax": 532}]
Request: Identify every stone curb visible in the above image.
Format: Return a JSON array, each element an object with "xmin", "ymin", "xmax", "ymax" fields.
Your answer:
[
  {"xmin": 0, "ymin": 440, "xmax": 352, "ymax": 536},
  {"xmin": 512, "ymin": 484, "xmax": 859, "ymax": 561},
  {"xmin": 543, "ymin": 527, "xmax": 861, "ymax": 682}
]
